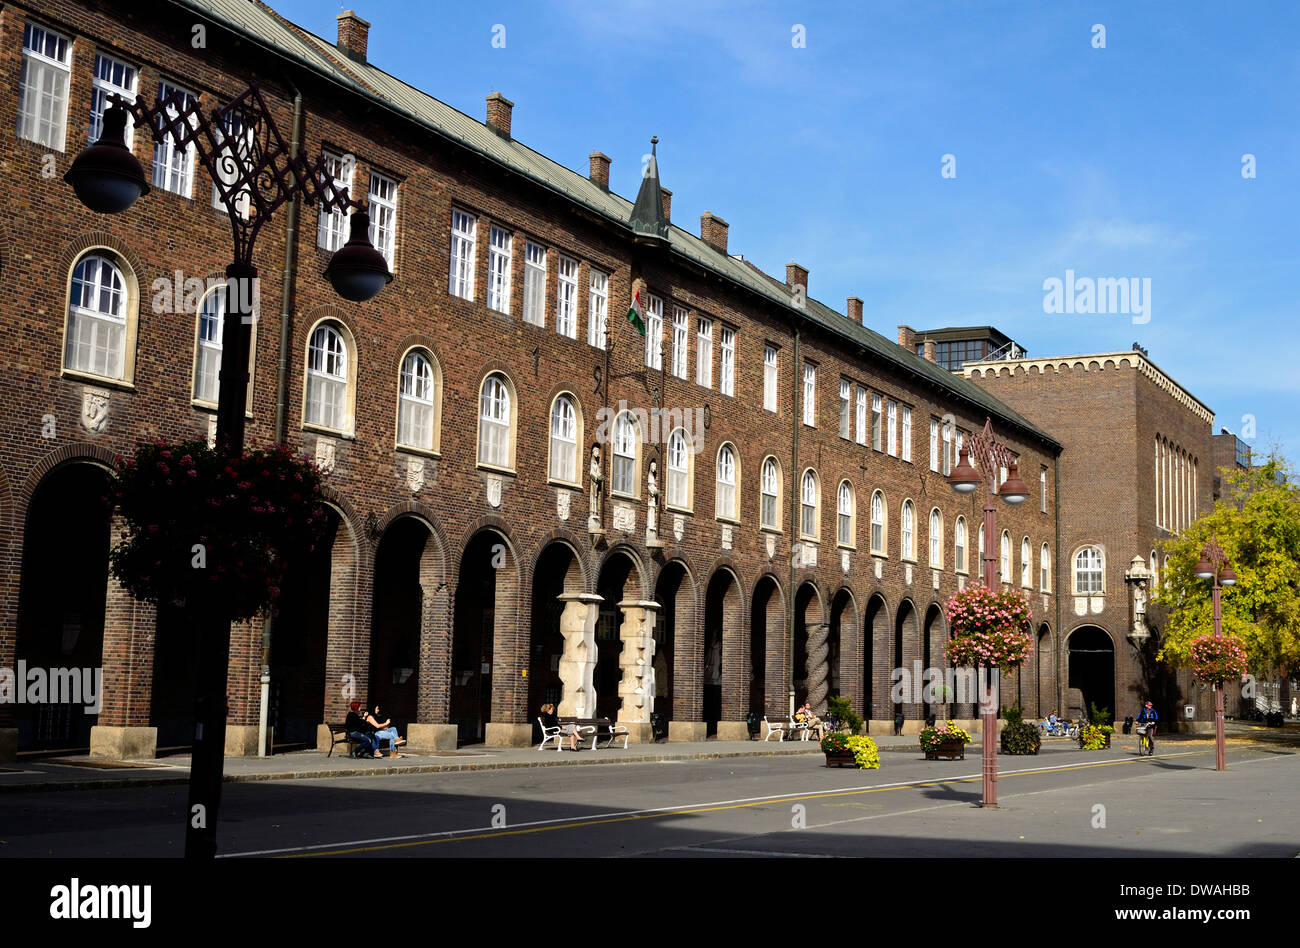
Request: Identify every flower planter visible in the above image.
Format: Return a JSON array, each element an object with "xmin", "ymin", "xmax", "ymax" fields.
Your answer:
[
  {"xmin": 924, "ymin": 740, "xmax": 966, "ymax": 760},
  {"xmin": 824, "ymin": 751, "xmax": 857, "ymax": 767}
]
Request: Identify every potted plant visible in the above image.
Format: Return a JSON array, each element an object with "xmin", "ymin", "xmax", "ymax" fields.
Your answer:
[
  {"xmin": 1077, "ymin": 723, "xmax": 1114, "ymax": 750},
  {"xmin": 999, "ymin": 703, "xmax": 1041, "ymax": 756},
  {"xmin": 920, "ymin": 720, "xmax": 971, "ymax": 760},
  {"xmin": 821, "ymin": 732, "xmax": 881, "ymax": 769}
]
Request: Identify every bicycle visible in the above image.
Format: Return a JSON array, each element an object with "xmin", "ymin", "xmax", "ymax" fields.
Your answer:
[{"xmin": 1136, "ymin": 723, "xmax": 1155, "ymax": 756}]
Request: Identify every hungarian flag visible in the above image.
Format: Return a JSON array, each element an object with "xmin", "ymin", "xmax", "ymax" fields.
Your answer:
[{"xmin": 626, "ymin": 288, "xmax": 646, "ymax": 336}]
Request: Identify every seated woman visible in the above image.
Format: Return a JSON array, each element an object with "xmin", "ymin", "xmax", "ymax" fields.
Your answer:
[
  {"xmin": 539, "ymin": 703, "xmax": 581, "ymax": 751},
  {"xmin": 364, "ymin": 703, "xmax": 406, "ymax": 758},
  {"xmin": 345, "ymin": 701, "xmax": 380, "ymax": 758}
]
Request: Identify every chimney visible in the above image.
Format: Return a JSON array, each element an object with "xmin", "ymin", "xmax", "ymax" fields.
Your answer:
[
  {"xmin": 700, "ymin": 212, "xmax": 729, "ymax": 253},
  {"xmin": 897, "ymin": 325, "xmax": 917, "ymax": 350},
  {"xmin": 846, "ymin": 296, "xmax": 863, "ymax": 324},
  {"xmin": 922, "ymin": 339, "xmax": 937, "ymax": 363},
  {"xmin": 336, "ymin": 10, "xmax": 370, "ymax": 62},
  {"xmin": 485, "ymin": 92, "xmax": 513, "ymax": 138},
  {"xmin": 589, "ymin": 151, "xmax": 611, "ymax": 190},
  {"xmin": 659, "ymin": 188, "xmax": 672, "ymax": 222},
  {"xmin": 786, "ymin": 262, "xmax": 808, "ymax": 294}
]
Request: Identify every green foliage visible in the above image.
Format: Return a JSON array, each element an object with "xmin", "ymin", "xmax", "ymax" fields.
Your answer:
[
  {"xmin": 1158, "ymin": 456, "xmax": 1300, "ymax": 677},
  {"xmin": 820, "ymin": 732, "xmax": 850, "ymax": 754},
  {"xmin": 1003, "ymin": 703, "xmax": 1024, "ymax": 727},
  {"xmin": 827, "ymin": 695, "xmax": 863, "ymax": 735},
  {"xmin": 1000, "ymin": 721, "xmax": 1041, "ymax": 755},
  {"xmin": 847, "ymin": 735, "xmax": 880, "ymax": 769},
  {"xmin": 1078, "ymin": 724, "xmax": 1111, "ymax": 750},
  {"xmin": 920, "ymin": 720, "xmax": 971, "ymax": 752},
  {"xmin": 1088, "ymin": 701, "xmax": 1112, "ymax": 727}
]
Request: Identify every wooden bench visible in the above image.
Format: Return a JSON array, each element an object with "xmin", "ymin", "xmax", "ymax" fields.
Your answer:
[
  {"xmin": 326, "ymin": 722, "xmax": 383, "ymax": 758},
  {"xmin": 762, "ymin": 715, "xmax": 788, "ymax": 741},
  {"xmin": 586, "ymin": 718, "xmax": 630, "ymax": 750}
]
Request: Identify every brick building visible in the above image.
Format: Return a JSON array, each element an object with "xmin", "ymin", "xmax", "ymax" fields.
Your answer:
[{"xmin": 2, "ymin": 0, "xmax": 1090, "ymax": 762}]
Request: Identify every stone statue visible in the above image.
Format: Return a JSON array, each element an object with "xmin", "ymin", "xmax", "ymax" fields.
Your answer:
[
  {"xmin": 645, "ymin": 459, "xmax": 659, "ymax": 542},
  {"xmin": 1133, "ymin": 578, "xmax": 1148, "ymax": 632},
  {"xmin": 588, "ymin": 444, "xmax": 603, "ymax": 528}
]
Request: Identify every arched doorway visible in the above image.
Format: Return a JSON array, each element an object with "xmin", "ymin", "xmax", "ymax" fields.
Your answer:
[
  {"xmin": 703, "ymin": 569, "xmax": 740, "ymax": 737},
  {"xmin": 451, "ymin": 530, "xmax": 515, "ymax": 745},
  {"xmin": 864, "ymin": 594, "xmax": 888, "ymax": 726},
  {"xmin": 1067, "ymin": 626, "xmax": 1115, "ymax": 722},
  {"xmin": 895, "ymin": 599, "xmax": 920, "ymax": 720},
  {"xmin": 923, "ymin": 603, "xmax": 946, "ymax": 721},
  {"xmin": 794, "ymin": 582, "xmax": 824, "ymax": 711},
  {"xmin": 529, "ymin": 541, "xmax": 584, "ymax": 740},
  {"xmin": 654, "ymin": 560, "xmax": 695, "ymax": 734},
  {"xmin": 16, "ymin": 463, "xmax": 112, "ymax": 751},
  {"xmin": 750, "ymin": 575, "xmax": 784, "ymax": 718},
  {"xmin": 1036, "ymin": 624, "xmax": 1054, "ymax": 718},
  {"xmin": 595, "ymin": 550, "xmax": 637, "ymax": 721},
  {"xmin": 829, "ymin": 588, "xmax": 855, "ymax": 710},
  {"xmin": 370, "ymin": 517, "xmax": 442, "ymax": 732}
]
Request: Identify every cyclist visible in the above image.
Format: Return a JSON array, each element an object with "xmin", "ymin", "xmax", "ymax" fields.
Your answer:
[{"xmin": 1136, "ymin": 701, "xmax": 1159, "ymax": 755}]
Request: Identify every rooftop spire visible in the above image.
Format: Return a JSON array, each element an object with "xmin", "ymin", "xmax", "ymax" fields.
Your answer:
[{"xmin": 630, "ymin": 135, "xmax": 669, "ymax": 244}]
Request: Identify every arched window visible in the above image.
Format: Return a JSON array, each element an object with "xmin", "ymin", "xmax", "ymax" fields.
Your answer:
[
  {"xmin": 66, "ymin": 252, "xmax": 130, "ymax": 381},
  {"xmin": 1074, "ymin": 547, "xmax": 1104, "ymax": 595},
  {"xmin": 666, "ymin": 428, "xmax": 691, "ymax": 510},
  {"xmin": 954, "ymin": 517, "xmax": 967, "ymax": 573},
  {"xmin": 979, "ymin": 526, "xmax": 986, "ymax": 572},
  {"xmin": 837, "ymin": 480, "xmax": 854, "ymax": 547},
  {"xmin": 929, "ymin": 508, "xmax": 942, "ymax": 567},
  {"xmin": 901, "ymin": 500, "xmax": 915, "ymax": 560},
  {"xmin": 1150, "ymin": 549, "xmax": 1159, "ymax": 595},
  {"xmin": 716, "ymin": 444, "xmax": 737, "ymax": 521},
  {"xmin": 305, "ymin": 322, "xmax": 349, "ymax": 431},
  {"xmin": 1041, "ymin": 543, "xmax": 1051, "ymax": 591},
  {"xmin": 193, "ymin": 286, "xmax": 224, "ymax": 405},
  {"xmin": 800, "ymin": 470, "xmax": 818, "ymax": 539},
  {"xmin": 612, "ymin": 411, "xmax": 640, "ymax": 497},
  {"xmin": 1000, "ymin": 530, "xmax": 1011, "ymax": 582},
  {"xmin": 477, "ymin": 372, "xmax": 513, "ymax": 469},
  {"xmin": 397, "ymin": 349, "xmax": 439, "ymax": 452},
  {"xmin": 1021, "ymin": 537, "xmax": 1031, "ymax": 587},
  {"xmin": 760, "ymin": 456, "xmax": 780, "ymax": 530},
  {"xmin": 871, "ymin": 490, "xmax": 885, "ymax": 553},
  {"xmin": 548, "ymin": 394, "xmax": 579, "ymax": 484}
]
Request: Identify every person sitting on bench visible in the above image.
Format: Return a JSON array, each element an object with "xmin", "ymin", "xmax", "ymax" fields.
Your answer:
[
  {"xmin": 364, "ymin": 702, "xmax": 406, "ymax": 759},
  {"xmin": 345, "ymin": 700, "xmax": 380, "ymax": 758},
  {"xmin": 540, "ymin": 703, "xmax": 581, "ymax": 751}
]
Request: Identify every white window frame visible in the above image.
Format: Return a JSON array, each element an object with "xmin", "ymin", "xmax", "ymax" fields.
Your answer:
[
  {"xmin": 671, "ymin": 306, "xmax": 689, "ymax": 379},
  {"xmin": 666, "ymin": 428, "xmax": 691, "ymax": 511},
  {"xmin": 556, "ymin": 255, "xmax": 578, "ymax": 338},
  {"xmin": 397, "ymin": 349, "xmax": 437, "ymax": 453},
  {"xmin": 211, "ymin": 110, "xmax": 253, "ymax": 219},
  {"xmin": 612, "ymin": 412, "xmax": 640, "ymax": 497},
  {"xmin": 90, "ymin": 52, "xmax": 137, "ymax": 149},
  {"xmin": 719, "ymin": 327, "xmax": 735, "ymax": 397},
  {"xmin": 761, "ymin": 457, "xmax": 780, "ymax": 531},
  {"xmin": 839, "ymin": 380, "xmax": 851, "ymax": 439},
  {"xmin": 477, "ymin": 373, "xmax": 513, "ymax": 470},
  {"xmin": 66, "ymin": 253, "xmax": 127, "ymax": 381},
  {"xmin": 1040, "ymin": 465, "xmax": 1048, "ymax": 513},
  {"xmin": 1021, "ymin": 537, "xmax": 1031, "ymax": 587},
  {"xmin": 800, "ymin": 470, "xmax": 819, "ymax": 540},
  {"xmin": 548, "ymin": 394, "xmax": 579, "ymax": 485},
  {"xmin": 18, "ymin": 22, "xmax": 71, "ymax": 151},
  {"xmin": 193, "ymin": 287, "xmax": 227, "ymax": 406},
  {"xmin": 587, "ymin": 270, "xmax": 608, "ymax": 348},
  {"xmin": 1041, "ymin": 543, "xmax": 1051, "ymax": 591},
  {"xmin": 1075, "ymin": 547, "xmax": 1104, "ymax": 595},
  {"xmin": 644, "ymin": 293, "xmax": 663, "ymax": 370},
  {"xmin": 929, "ymin": 509, "xmax": 942, "ymax": 567},
  {"xmin": 901, "ymin": 406, "xmax": 912, "ymax": 462},
  {"xmin": 317, "ymin": 150, "xmax": 353, "ymax": 250},
  {"xmin": 871, "ymin": 491, "xmax": 885, "ymax": 554},
  {"xmin": 449, "ymin": 208, "xmax": 477, "ymax": 301},
  {"xmin": 367, "ymin": 171, "xmax": 398, "ymax": 270},
  {"xmin": 802, "ymin": 363, "xmax": 816, "ymax": 427},
  {"xmin": 872, "ymin": 394, "xmax": 882, "ymax": 450},
  {"xmin": 955, "ymin": 517, "xmax": 967, "ymax": 573},
  {"xmin": 716, "ymin": 444, "xmax": 737, "ymax": 521},
  {"xmin": 855, "ymin": 388, "xmax": 867, "ymax": 445},
  {"xmin": 152, "ymin": 80, "xmax": 198, "ymax": 197},
  {"xmin": 523, "ymin": 241, "xmax": 546, "ymax": 326},
  {"xmin": 901, "ymin": 500, "xmax": 915, "ymax": 561},
  {"xmin": 1000, "ymin": 531, "xmax": 1011, "ymax": 583},
  {"xmin": 487, "ymin": 225, "xmax": 512, "ymax": 314},
  {"xmin": 763, "ymin": 345, "xmax": 778, "ymax": 413},
  {"xmin": 305, "ymin": 324, "xmax": 348, "ymax": 432},
  {"xmin": 837, "ymin": 480, "xmax": 854, "ymax": 548},
  {"xmin": 887, "ymin": 401, "xmax": 897, "ymax": 456},
  {"xmin": 929, "ymin": 418, "xmax": 940, "ymax": 472},
  {"xmin": 696, "ymin": 317, "xmax": 713, "ymax": 388}
]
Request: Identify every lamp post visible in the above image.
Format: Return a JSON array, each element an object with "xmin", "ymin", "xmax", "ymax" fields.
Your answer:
[
  {"xmin": 65, "ymin": 84, "xmax": 392, "ymax": 857},
  {"xmin": 945, "ymin": 418, "xmax": 1029, "ymax": 808},
  {"xmin": 1194, "ymin": 536, "xmax": 1236, "ymax": 772}
]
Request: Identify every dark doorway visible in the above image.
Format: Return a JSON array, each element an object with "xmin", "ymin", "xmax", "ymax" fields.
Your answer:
[
  {"xmin": 703, "ymin": 570, "xmax": 736, "ymax": 737},
  {"xmin": 1068, "ymin": 626, "xmax": 1115, "ymax": 722},
  {"xmin": 750, "ymin": 576, "xmax": 781, "ymax": 718},
  {"xmin": 451, "ymin": 532, "xmax": 504, "ymax": 745},
  {"xmin": 370, "ymin": 518, "xmax": 429, "ymax": 731},
  {"xmin": 595, "ymin": 553, "xmax": 635, "ymax": 720},
  {"xmin": 529, "ymin": 543, "xmax": 579, "ymax": 739}
]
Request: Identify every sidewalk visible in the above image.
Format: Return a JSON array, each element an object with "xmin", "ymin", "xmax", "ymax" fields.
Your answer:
[{"xmin": 3, "ymin": 724, "xmax": 1288, "ymax": 793}]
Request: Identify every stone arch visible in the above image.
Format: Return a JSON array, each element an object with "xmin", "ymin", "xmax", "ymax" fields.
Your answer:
[
  {"xmin": 794, "ymin": 581, "xmax": 826, "ymax": 710},
  {"xmin": 864, "ymin": 593, "xmax": 890, "ymax": 726},
  {"xmin": 750, "ymin": 572, "xmax": 787, "ymax": 718},
  {"xmin": 1066, "ymin": 624, "xmax": 1116, "ymax": 722},
  {"xmin": 595, "ymin": 542, "xmax": 649, "ymax": 599},
  {"xmin": 829, "ymin": 586, "xmax": 858, "ymax": 713},
  {"xmin": 895, "ymin": 597, "xmax": 922, "ymax": 720},
  {"xmin": 528, "ymin": 538, "xmax": 593, "ymax": 731},
  {"xmin": 703, "ymin": 564, "xmax": 744, "ymax": 738},
  {"xmin": 1035, "ymin": 622, "xmax": 1055, "ymax": 718},
  {"xmin": 653, "ymin": 556, "xmax": 698, "ymax": 734},
  {"xmin": 923, "ymin": 602, "xmax": 947, "ymax": 720}
]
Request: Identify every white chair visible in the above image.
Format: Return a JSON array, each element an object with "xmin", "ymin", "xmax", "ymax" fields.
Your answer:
[
  {"xmin": 598, "ymin": 720, "xmax": 630, "ymax": 749},
  {"xmin": 762, "ymin": 715, "xmax": 787, "ymax": 742},
  {"xmin": 537, "ymin": 717, "xmax": 565, "ymax": 752}
]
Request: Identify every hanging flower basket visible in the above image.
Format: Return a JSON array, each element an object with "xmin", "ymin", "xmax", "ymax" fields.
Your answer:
[
  {"xmin": 107, "ymin": 439, "xmax": 328, "ymax": 622},
  {"xmin": 1191, "ymin": 635, "xmax": 1249, "ymax": 685},
  {"xmin": 944, "ymin": 584, "xmax": 1034, "ymax": 669}
]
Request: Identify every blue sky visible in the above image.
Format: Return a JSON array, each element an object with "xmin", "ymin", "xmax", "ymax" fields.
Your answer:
[{"xmin": 279, "ymin": 0, "xmax": 1299, "ymax": 464}]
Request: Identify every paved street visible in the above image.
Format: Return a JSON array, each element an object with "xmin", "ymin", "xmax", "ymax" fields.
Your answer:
[{"xmin": 2, "ymin": 741, "xmax": 1295, "ymax": 858}]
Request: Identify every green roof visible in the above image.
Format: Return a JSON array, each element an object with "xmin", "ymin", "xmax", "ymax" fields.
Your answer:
[{"xmin": 174, "ymin": 0, "xmax": 1058, "ymax": 451}]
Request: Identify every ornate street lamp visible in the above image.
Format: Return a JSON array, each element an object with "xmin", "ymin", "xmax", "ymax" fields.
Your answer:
[
  {"xmin": 1196, "ymin": 535, "xmax": 1235, "ymax": 771},
  {"xmin": 65, "ymin": 84, "xmax": 391, "ymax": 858},
  {"xmin": 945, "ymin": 418, "xmax": 1026, "ymax": 808}
]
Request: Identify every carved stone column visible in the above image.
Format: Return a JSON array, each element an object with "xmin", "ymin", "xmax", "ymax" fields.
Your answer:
[
  {"xmin": 616, "ymin": 599, "xmax": 660, "ymax": 743},
  {"xmin": 557, "ymin": 593, "xmax": 602, "ymax": 717},
  {"xmin": 806, "ymin": 621, "xmax": 829, "ymax": 715}
]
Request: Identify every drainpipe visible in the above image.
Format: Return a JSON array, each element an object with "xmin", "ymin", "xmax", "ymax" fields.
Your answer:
[
  {"xmin": 787, "ymin": 322, "xmax": 801, "ymax": 717},
  {"xmin": 258, "ymin": 84, "xmax": 304, "ymax": 758},
  {"xmin": 1053, "ymin": 452, "xmax": 1062, "ymax": 716}
]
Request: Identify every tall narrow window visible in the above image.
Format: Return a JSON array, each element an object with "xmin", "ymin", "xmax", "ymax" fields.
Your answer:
[
  {"xmin": 477, "ymin": 373, "xmax": 512, "ymax": 468},
  {"xmin": 152, "ymin": 81, "xmax": 197, "ymax": 196},
  {"xmin": 193, "ymin": 287, "xmax": 225, "ymax": 405},
  {"xmin": 696, "ymin": 317, "xmax": 713, "ymax": 388},
  {"xmin": 318, "ymin": 151, "xmax": 352, "ymax": 250},
  {"xmin": 587, "ymin": 269, "xmax": 608, "ymax": 348},
  {"xmin": 612, "ymin": 412, "xmax": 639, "ymax": 496},
  {"xmin": 548, "ymin": 395, "xmax": 579, "ymax": 484},
  {"xmin": 306, "ymin": 324, "xmax": 348, "ymax": 431},
  {"xmin": 761, "ymin": 457, "xmax": 779, "ymax": 529},
  {"xmin": 667, "ymin": 429, "xmax": 690, "ymax": 509},
  {"xmin": 1000, "ymin": 531, "xmax": 1011, "ymax": 583},
  {"xmin": 872, "ymin": 394, "xmax": 882, "ymax": 450},
  {"xmin": 644, "ymin": 294, "xmax": 663, "ymax": 369},
  {"xmin": 802, "ymin": 364, "xmax": 816, "ymax": 426},
  {"xmin": 856, "ymin": 388, "xmax": 867, "ymax": 445},
  {"xmin": 716, "ymin": 444, "xmax": 736, "ymax": 520},
  {"xmin": 1041, "ymin": 543, "xmax": 1051, "ymax": 591},
  {"xmin": 800, "ymin": 471, "xmax": 818, "ymax": 538},
  {"xmin": 66, "ymin": 254, "xmax": 127, "ymax": 381},
  {"xmin": 719, "ymin": 327, "xmax": 735, "ymax": 396},
  {"xmin": 929, "ymin": 509, "xmax": 942, "ymax": 566},
  {"xmin": 1075, "ymin": 547, "xmax": 1104, "ymax": 594},
  {"xmin": 90, "ymin": 53, "xmax": 137, "ymax": 147},
  {"xmin": 487, "ymin": 225, "xmax": 512, "ymax": 314},
  {"xmin": 887, "ymin": 401, "xmax": 897, "ymax": 456},
  {"xmin": 211, "ymin": 110, "xmax": 253, "ymax": 219},
  {"xmin": 1021, "ymin": 537, "xmax": 1031, "ymax": 587},
  {"xmin": 397, "ymin": 350, "xmax": 436, "ymax": 452},
  {"xmin": 942, "ymin": 424, "xmax": 953, "ymax": 475},
  {"xmin": 839, "ymin": 380, "xmax": 851, "ymax": 439},
  {"xmin": 929, "ymin": 418, "xmax": 940, "ymax": 472},
  {"xmin": 979, "ymin": 527, "xmax": 986, "ymax": 573},
  {"xmin": 901, "ymin": 501, "xmax": 915, "ymax": 560},
  {"xmin": 901, "ymin": 407, "xmax": 912, "ymax": 462},
  {"xmin": 871, "ymin": 491, "xmax": 885, "ymax": 553},
  {"xmin": 449, "ymin": 209, "xmax": 477, "ymax": 300},
  {"xmin": 368, "ymin": 172, "xmax": 398, "ymax": 269},
  {"xmin": 523, "ymin": 242, "xmax": 546, "ymax": 326},
  {"xmin": 837, "ymin": 481, "xmax": 854, "ymax": 546},
  {"xmin": 18, "ymin": 23, "xmax": 71, "ymax": 150},
  {"xmin": 671, "ymin": 306, "xmax": 689, "ymax": 379},
  {"xmin": 763, "ymin": 345, "xmax": 778, "ymax": 412},
  {"xmin": 555, "ymin": 256, "xmax": 578, "ymax": 337},
  {"xmin": 1041, "ymin": 465, "xmax": 1048, "ymax": 513},
  {"xmin": 955, "ymin": 517, "xmax": 967, "ymax": 572}
]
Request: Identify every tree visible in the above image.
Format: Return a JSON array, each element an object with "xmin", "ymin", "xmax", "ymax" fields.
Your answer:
[{"xmin": 1157, "ymin": 455, "xmax": 1300, "ymax": 688}]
